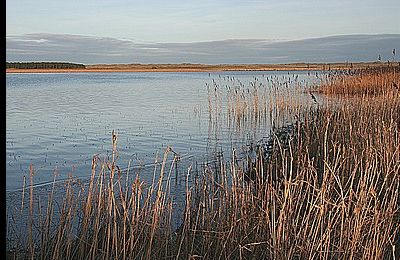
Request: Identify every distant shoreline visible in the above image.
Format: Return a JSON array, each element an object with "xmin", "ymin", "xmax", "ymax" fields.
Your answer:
[{"xmin": 6, "ymin": 62, "xmax": 392, "ymax": 73}]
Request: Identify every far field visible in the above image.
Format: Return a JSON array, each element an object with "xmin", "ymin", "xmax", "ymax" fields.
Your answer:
[{"xmin": 6, "ymin": 61, "xmax": 397, "ymax": 73}]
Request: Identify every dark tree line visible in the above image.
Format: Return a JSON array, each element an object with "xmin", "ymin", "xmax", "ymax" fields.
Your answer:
[{"xmin": 6, "ymin": 62, "xmax": 86, "ymax": 69}]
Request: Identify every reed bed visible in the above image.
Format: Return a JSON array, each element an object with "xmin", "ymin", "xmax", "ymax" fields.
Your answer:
[
  {"xmin": 179, "ymin": 66, "xmax": 399, "ymax": 259},
  {"xmin": 7, "ymin": 66, "xmax": 400, "ymax": 259},
  {"xmin": 207, "ymin": 74, "xmax": 312, "ymax": 137},
  {"xmin": 7, "ymin": 132, "xmax": 181, "ymax": 259},
  {"xmin": 314, "ymin": 65, "xmax": 399, "ymax": 96}
]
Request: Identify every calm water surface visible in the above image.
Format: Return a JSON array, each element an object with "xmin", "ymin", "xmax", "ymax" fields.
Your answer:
[
  {"xmin": 6, "ymin": 70, "xmax": 322, "ymax": 244},
  {"xmin": 6, "ymin": 71, "xmax": 315, "ymax": 193}
]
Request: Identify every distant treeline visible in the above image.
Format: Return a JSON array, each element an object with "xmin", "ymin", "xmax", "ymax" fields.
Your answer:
[{"xmin": 6, "ymin": 62, "xmax": 86, "ymax": 69}]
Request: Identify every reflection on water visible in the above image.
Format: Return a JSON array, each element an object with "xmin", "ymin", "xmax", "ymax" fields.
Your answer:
[
  {"xmin": 6, "ymin": 71, "xmax": 317, "ymax": 193},
  {"xmin": 7, "ymin": 71, "xmax": 322, "ymax": 248}
]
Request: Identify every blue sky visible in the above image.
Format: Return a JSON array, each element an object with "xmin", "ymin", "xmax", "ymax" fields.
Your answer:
[
  {"xmin": 7, "ymin": 0, "xmax": 400, "ymax": 42},
  {"xmin": 6, "ymin": 0, "xmax": 400, "ymax": 63}
]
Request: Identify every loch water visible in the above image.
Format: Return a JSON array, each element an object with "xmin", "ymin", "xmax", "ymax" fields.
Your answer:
[{"xmin": 6, "ymin": 71, "xmax": 317, "ymax": 200}]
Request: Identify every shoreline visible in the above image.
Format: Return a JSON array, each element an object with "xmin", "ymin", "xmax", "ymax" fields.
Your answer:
[{"xmin": 6, "ymin": 62, "xmax": 388, "ymax": 73}]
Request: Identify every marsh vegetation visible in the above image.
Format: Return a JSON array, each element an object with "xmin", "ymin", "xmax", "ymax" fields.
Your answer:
[{"xmin": 6, "ymin": 65, "xmax": 400, "ymax": 259}]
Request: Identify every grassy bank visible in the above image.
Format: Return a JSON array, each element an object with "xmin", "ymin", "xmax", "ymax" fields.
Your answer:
[
  {"xmin": 7, "ymin": 65, "xmax": 400, "ymax": 259},
  {"xmin": 6, "ymin": 61, "xmax": 398, "ymax": 73}
]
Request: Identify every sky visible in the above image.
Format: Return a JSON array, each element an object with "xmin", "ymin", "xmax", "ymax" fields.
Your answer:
[{"xmin": 6, "ymin": 0, "xmax": 400, "ymax": 63}]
